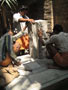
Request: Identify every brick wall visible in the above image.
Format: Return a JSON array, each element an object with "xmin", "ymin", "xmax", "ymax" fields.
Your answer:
[
  {"xmin": 29, "ymin": 0, "xmax": 68, "ymax": 32},
  {"xmin": 43, "ymin": 0, "xmax": 53, "ymax": 32},
  {"xmin": 29, "ymin": 0, "xmax": 53, "ymax": 32}
]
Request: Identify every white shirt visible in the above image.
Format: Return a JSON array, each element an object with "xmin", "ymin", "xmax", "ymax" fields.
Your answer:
[
  {"xmin": 13, "ymin": 12, "xmax": 29, "ymax": 34},
  {"xmin": 45, "ymin": 32, "xmax": 68, "ymax": 53}
]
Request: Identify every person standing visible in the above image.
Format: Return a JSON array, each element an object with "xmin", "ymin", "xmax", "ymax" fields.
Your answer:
[{"xmin": 13, "ymin": 5, "xmax": 35, "ymax": 55}]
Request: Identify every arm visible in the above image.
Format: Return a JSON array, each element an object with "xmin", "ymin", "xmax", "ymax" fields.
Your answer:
[
  {"xmin": 18, "ymin": 18, "xmax": 35, "ymax": 23},
  {"xmin": 12, "ymin": 26, "xmax": 27, "ymax": 41},
  {"xmin": 45, "ymin": 35, "xmax": 57, "ymax": 45},
  {"xmin": 38, "ymin": 30, "xmax": 57, "ymax": 45},
  {"xmin": 13, "ymin": 13, "xmax": 35, "ymax": 23}
]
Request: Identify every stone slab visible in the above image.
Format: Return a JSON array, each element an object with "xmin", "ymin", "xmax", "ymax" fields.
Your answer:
[
  {"xmin": 28, "ymin": 69, "xmax": 68, "ymax": 89},
  {"xmin": 5, "ymin": 55, "xmax": 68, "ymax": 90},
  {"xmin": 6, "ymin": 76, "xmax": 31, "ymax": 90}
]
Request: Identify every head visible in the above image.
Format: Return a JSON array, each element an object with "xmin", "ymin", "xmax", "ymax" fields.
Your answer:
[
  {"xmin": 19, "ymin": 5, "xmax": 28, "ymax": 16},
  {"xmin": 53, "ymin": 24, "xmax": 63, "ymax": 34}
]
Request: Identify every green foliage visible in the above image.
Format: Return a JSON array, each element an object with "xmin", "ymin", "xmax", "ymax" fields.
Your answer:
[{"xmin": 1, "ymin": 0, "xmax": 18, "ymax": 9}]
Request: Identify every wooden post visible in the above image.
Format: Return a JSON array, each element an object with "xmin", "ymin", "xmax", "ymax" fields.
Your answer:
[{"xmin": 2, "ymin": 6, "xmax": 7, "ymax": 28}]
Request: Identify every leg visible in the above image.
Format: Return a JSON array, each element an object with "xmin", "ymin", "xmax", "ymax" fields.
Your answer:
[
  {"xmin": 54, "ymin": 53, "xmax": 68, "ymax": 67},
  {"xmin": 46, "ymin": 44, "xmax": 68, "ymax": 68}
]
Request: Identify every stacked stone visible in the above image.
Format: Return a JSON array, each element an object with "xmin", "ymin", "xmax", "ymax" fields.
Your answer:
[{"xmin": 43, "ymin": 0, "xmax": 54, "ymax": 32}]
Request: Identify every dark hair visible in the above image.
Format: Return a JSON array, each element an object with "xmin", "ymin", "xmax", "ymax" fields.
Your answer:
[
  {"xmin": 53, "ymin": 24, "xmax": 63, "ymax": 34},
  {"xmin": 19, "ymin": 5, "xmax": 28, "ymax": 11}
]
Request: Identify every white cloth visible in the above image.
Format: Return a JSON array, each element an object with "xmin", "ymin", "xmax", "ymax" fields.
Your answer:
[
  {"xmin": 0, "ymin": 31, "xmax": 25, "ymax": 62},
  {"xmin": 13, "ymin": 13, "xmax": 29, "ymax": 34},
  {"xmin": 0, "ymin": 33, "xmax": 11, "ymax": 61},
  {"xmin": 45, "ymin": 32, "xmax": 68, "ymax": 53}
]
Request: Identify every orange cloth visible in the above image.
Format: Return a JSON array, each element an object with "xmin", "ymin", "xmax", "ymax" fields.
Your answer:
[
  {"xmin": 16, "ymin": 34, "xmax": 29, "ymax": 50},
  {"xmin": 53, "ymin": 52, "xmax": 68, "ymax": 67}
]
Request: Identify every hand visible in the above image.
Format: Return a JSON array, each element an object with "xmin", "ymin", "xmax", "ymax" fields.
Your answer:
[
  {"xmin": 38, "ymin": 30, "xmax": 43, "ymax": 37},
  {"xmin": 8, "ymin": 30, "xmax": 13, "ymax": 35},
  {"xmin": 28, "ymin": 19, "xmax": 35, "ymax": 23}
]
